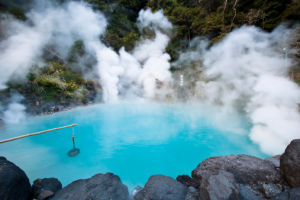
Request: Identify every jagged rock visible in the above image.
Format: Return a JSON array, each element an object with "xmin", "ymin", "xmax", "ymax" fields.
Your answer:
[
  {"xmin": 51, "ymin": 173, "xmax": 130, "ymax": 200},
  {"xmin": 177, "ymin": 175, "xmax": 201, "ymax": 189},
  {"xmin": 280, "ymin": 139, "xmax": 300, "ymax": 187},
  {"xmin": 134, "ymin": 175, "xmax": 187, "ymax": 200},
  {"xmin": 192, "ymin": 155, "xmax": 280, "ymax": 185},
  {"xmin": 0, "ymin": 156, "xmax": 31, "ymax": 200},
  {"xmin": 198, "ymin": 170, "xmax": 239, "ymax": 200},
  {"xmin": 238, "ymin": 185, "xmax": 264, "ymax": 200},
  {"xmin": 270, "ymin": 187, "xmax": 300, "ymax": 200},
  {"xmin": 185, "ymin": 186, "xmax": 201, "ymax": 200},
  {"xmin": 32, "ymin": 178, "xmax": 62, "ymax": 200}
]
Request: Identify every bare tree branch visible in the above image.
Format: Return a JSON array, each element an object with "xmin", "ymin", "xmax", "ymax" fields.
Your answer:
[
  {"xmin": 230, "ymin": 0, "xmax": 239, "ymax": 30},
  {"xmin": 223, "ymin": 0, "xmax": 228, "ymax": 25}
]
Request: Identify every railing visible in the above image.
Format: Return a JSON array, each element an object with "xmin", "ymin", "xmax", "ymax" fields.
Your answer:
[{"xmin": 0, "ymin": 124, "xmax": 78, "ymax": 144}]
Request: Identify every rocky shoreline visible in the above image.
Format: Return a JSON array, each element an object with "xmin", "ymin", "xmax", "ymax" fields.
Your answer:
[{"xmin": 0, "ymin": 139, "xmax": 299, "ymax": 200}]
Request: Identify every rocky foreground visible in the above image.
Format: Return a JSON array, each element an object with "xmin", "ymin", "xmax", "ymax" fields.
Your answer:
[{"xmin": 0, "ymin": 139, "xmax": 299, "ymax": 200}]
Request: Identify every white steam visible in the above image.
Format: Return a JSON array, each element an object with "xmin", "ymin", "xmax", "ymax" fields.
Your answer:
[
  {"xmin": 3, "ymin": 103, "xmax": 26, "ymax": 124},
  {"xmin": 96, "ymin": 8, "xmax": 173, "ymax": 102},
  {"xmin": 2, "ymin": 94, "xmax": 26, "ymax": 124},
  {"xmin": 192, "ymin": 26, "xmax": 300, "ymax": 154}
]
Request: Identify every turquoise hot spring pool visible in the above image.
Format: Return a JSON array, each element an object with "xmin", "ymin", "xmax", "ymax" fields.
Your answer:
[{"xmin": 0, "ymin": 102, "xmax": 266, "ymax": 190}]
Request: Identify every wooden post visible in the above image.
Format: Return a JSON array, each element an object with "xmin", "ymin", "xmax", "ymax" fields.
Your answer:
[{"xmin": 72, "ymin": 125, "xmax": 75, "ymax": 148}]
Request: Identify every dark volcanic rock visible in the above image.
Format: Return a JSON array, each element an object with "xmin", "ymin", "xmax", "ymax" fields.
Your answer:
[
  {"xmin": 270, "ymin": 187, "xmax": 300, "ymax": 200},
  {"xmin": 51, "ymin": 173, "xmax": 130, "ymax": 200},
  {"xmin": 0, "ymin": 156, "xmax": 31, "ymax": 200},
  {"xmin": 280, "ymin": 139, "xmax": 300, "ymax": 187},
  {"xmin": 134, "ymin": 175, "xmax": 187, "ymax": 200},
  {"xmin": 176, "ymin": 175, "xmax": 201, "ymax": 189},
  {"xmin": 198, "ymin": 170, "xmax": 239, "ymax": 200},
  {"xmin": 192, "ymin": 155, "xmax": 280, "ymax": 185},
  {"xmin": 32, "ymin": 178, "xmax": 62, "ymax": 200}
]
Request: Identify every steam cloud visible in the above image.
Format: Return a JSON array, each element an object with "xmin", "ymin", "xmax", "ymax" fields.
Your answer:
[
  {"xmin": 191, "ymin": 26, "xmax": 300, "ymax": 155},
  {"xmin": 2, "ymin": 93, "xmax": 26, "ymax": 124},
  {"xmin": 0, "ymin": 0, "xmax": 299, "ymax": 155},
  {"xmin": 96, "ymin": 8, "xmax": 172, "ymax": 101}
]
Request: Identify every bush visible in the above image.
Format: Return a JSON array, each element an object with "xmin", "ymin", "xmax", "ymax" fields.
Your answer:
[
  {"xmin": 26, "ymin": 73, "xmax": 36, "ymax": 82},
  {"xmin": 67, "ymin": 81, "xmax": 78, "ymax": 92},
  {"xmin": 36, "ymin": 75, "xmax": 66, "ymax": 90}
]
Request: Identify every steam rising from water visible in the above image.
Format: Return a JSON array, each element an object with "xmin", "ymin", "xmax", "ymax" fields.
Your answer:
[
  {"xmin": 96, "ymin": 8, "xmax": 172, "ymax": 101},
  {"xmin": 2, "ymin": 93, "xmax": 26, "ymax": 124},
  {"xmin": 192, "ymin": 26, "xmax": 300, "ymax": 154},
  {"xmin": 0, "ymin": 1, "xmax": 299, "ymax": 154}
]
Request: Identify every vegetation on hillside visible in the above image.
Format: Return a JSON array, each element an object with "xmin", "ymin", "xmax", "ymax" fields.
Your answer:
[
  {"xmin": 84, "ymin": 0, "xmax": 299, "ymax": 60},
  {"xmin": 6, "ymin": 61, "xmax": 100, "ymax": 107}
]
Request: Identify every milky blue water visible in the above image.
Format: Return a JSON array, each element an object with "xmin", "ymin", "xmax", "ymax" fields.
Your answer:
[{"xmin": 0, "ymin": 103, "xmax": 266, "ymax": 190}]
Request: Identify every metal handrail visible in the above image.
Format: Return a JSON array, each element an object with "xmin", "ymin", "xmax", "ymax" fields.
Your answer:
[{"xmin": 0, "ymin": 124, "xmax": 78, "ymax": 144}]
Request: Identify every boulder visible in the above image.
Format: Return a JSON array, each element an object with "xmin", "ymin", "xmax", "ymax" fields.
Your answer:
[
  {"xmin": 280, "ymin": 139, "xmax": 300, "ymax": 187},
  {"xmin": 134, "ymin": 175, "xmax": 187, "ymax": 200},
  {"xmin": 32, "ymin": 178, "xmax": 62, "ymax": 200},
  {"xmin": 51, "ymin": 173, "xmax": 130, "ymax": 200},
  {"xmin": 270, "ymin": 187, "xmax": 300, "ymax": 200},
  {"xmin": 177, "ymin": 175, "xmax": 201, "ymax": 189},
  {"xmin": 198, "ymin": 170, "xmax": 239, "ymax": 200},
  {"xmin": 0, "ymin": 156, "xmax": 31, "ymax": 200},
  {"xmin": 192, "ymin": 155, "xmax": 280, "ymax": 184}
]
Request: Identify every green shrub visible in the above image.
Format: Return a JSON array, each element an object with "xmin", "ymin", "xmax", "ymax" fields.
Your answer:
[
  {"xmin": 36, "ymin": 75, "xmax": 66, "ymax": 91},
  {"xmin": 66, "ymin": 81, "xmax": 79, "ymax": 92},
  {"xmin": 81, "ymin": 96, "xmax": 88, "ymax": 104},
  {"xmin": 26, "ymin": 72, "xmax": 36, "ymax": 82}
]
